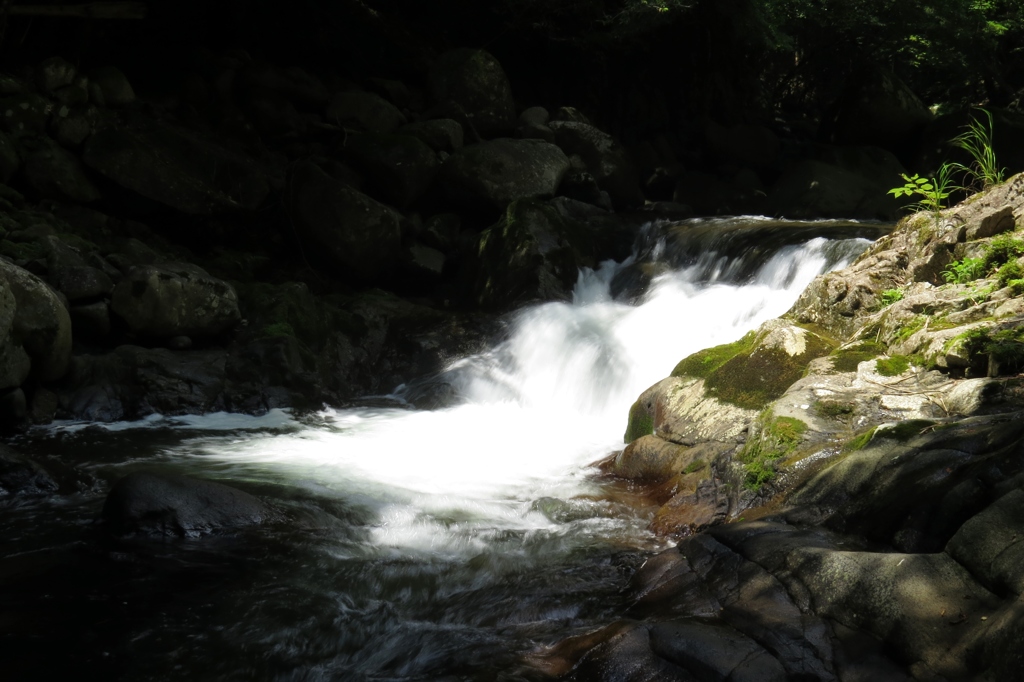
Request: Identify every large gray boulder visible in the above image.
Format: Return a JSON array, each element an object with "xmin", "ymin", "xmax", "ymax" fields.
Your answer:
[
  {"xmin": 111, "ymin": 263, "xmax": 240, "ymax": 338},
  {"xmin": 427, "ymin": 49, "xmax": 515, "ymax": 137},
  {"xmin": 474, "ymin": 198, "xmax": 593, "ymax": 308},
  {"xmin": 0, "ymin": 258, "xmax": 72, "ymax": 382},
  {"xmin": 285, "ymin": 160, "xmax": 403, "ymax": 284},
  {"xmin": 344, "ymin": 132, "xmax": 438, "ymax": 209},
  {"xmin": 82, "ymin": 116, "xmax": 270, "ymax": 214},
  {"xmin": 439, "ymin": 138, "xmax": 569, "ymax": 214},
  {"xmin": 103, "ymin": 471, "xmax": 273, "ymax": 537},
  {"xmin": 549, "ymin": 121, "xmax": 643, "ymax": 208}
]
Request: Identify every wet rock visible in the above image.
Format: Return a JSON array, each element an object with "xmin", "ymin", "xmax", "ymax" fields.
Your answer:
[
  {"xmin": 325, "ymin": 90, "xmax": 406, "ymax": 133},
  {"xmin": 428, "ymin": 49, "xmax": 515, "ymax": 137},
  {"xmin": 612, "ymin": 435, "xmax": 697, "ymax": 483},
  {"xmin": 648, "ymin": 621, "xmax": 787, "ymax": 682},
  {"xmin": 399, "ymin": 119, "xmax": 463, "ymax": 153},
  {"xmin": 111, "ymin": 263, "xmax": 240, "ymax": 338},
  {"xmin": 0, "ymin": 445, "xmax": 57, "ymax": 495},
  {"xmin": 82, "ymin": 115, "xmax": 270, "ymax": 215},
  {"xmin": 439, "ymin": 138, "xmax": 569, "ymax": 214},
  {"xmin": 21, "ymin": 138, "xmax": 101, "ymax": 203},
  {"xmin": 344, "ymin": 132, "xmax": 438, "ymax": 208},
  {"xmin": 474, "ymin": 198, "xmax": 592, "ymax": 308},
  {"xmin": 103, "ymin": 471, "xmax": 273, "ymax": 537},
  {"xmin": 0, "ymin": 259, "xmax": 72, "ymax": 381},
  {"xmin": 285, "ymin": 160, "xmax": 402, "ymax": 284},
  {"xmin": 549, "ymin": 121, "xmax": 643, "ymax": 209}
]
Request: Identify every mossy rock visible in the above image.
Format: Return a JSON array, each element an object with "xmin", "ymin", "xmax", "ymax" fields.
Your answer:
[
  {"xmin": 624, "ymin": 399, "xmax": 654, "ymax": 442},
  {"xmin": 673, "ymin": 323, "xmax": 835, "ymax": 411},
  {"xmin": 740, "ymin": 414, "xmax": 808, "ymax": 491}
]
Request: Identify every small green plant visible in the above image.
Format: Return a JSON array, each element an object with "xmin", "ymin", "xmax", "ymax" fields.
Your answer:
[
  {"xmin": 879, "ymin": 288, "xmax": 904, "ymax": 307},
  {"xmin": 952, "ymin": 108, "xmax": 1006, "ymax": 189},
  {"xmin": 889, "ymin": 166, "xmax": 955, "ymax": 215},
  {"xmin": 262, "ymin": 321, "xmax": 296, "ymax": 338},
  {"xmin": 894, "ymin": 315, "xmax": 927, "ymax": 343},
  {"xmin": 942, "ymin": 256, "xmax": 986, "ymax": 284},
  {"xmin": 997, "ymin": 260, "xmax": 1023, "ymax": 288},
  {"xmin": 875, "ymin": 355, "xmax": 911, "ymax": 376}
]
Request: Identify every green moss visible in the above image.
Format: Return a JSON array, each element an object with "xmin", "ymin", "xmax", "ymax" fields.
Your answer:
[
  {"xmin": 262, "ymin": 321, "xmax": 296, "ymax": 338},
  {"xmin": 843, "ymin": 426, "xmax": 878, "ymax": 452},
  {"xmin": 0, "ymin": 239, "xmax": 46, "ymax": 262},
  {"xmin": 875, "ymin": 355, "xmax": 911, "ymax": 376},
  {"xmin": 878, "ymin": 288, "xmax": 904, "ymax": 308},
  {"xmin": 894, "ymin": 315, "xmax": 927, "ymax": 343},
  {"xmin": 830, "ymin": 341, "xmax": 884, "ymax": 372},
  {"xmin": 814, "ymin": 399, "xmax": 855, "ymax": 418},
  {"xmin": 623, "ymin": 400, "xmax": 653, "ymax": 443},
  {"xmin": 997, "ymin": 260, "xmax": 1023, "ymax": 287},
  {"xmin": 982, "ymin": 233, "xmax": 1024, "ymax": 270},
  {"xmin": 682, "ymin": 459, "xmax": 707, "ymax": 475},
  {"xmin": 672, "ymin": 331, "xmax": 757, "ymax": 379},
  {"xmin": 740, "ymin": 416, "xmax": 807, "ymax": 491}
]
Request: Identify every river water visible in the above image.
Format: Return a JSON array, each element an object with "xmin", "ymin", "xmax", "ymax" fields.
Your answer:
[{"xmin": 1, "ymin": 219, "xmax": 875, "ymax": 680}]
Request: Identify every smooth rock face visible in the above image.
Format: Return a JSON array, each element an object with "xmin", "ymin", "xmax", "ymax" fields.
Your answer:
[
  {"xmin": 286, "ymin": 160, "xmax": 403, "ymax": 284},
  {"xmin": 0, "ymin": 259, "xmax": 72, "ymax": 382},
  {"xmin": 111, "ymin": 263, "xmax": 240, "ymax": 338},
  {"xmin": 82, "ymin": 117, "xmax": 270, "ymax": 214},
  {"xmin": 439, "ymin": 138, "xmax": 569, "ymax": 214},
  {"xmin": 549, "ymin": 121, "xmax": 643, "ymax": 209},
  {"xmin": 103, "ymin": 472, "xmax": 273, "ymax": 537},
  {"xmin": 428, "ymin": 49, "xmax": 515, "ymax": 137}
]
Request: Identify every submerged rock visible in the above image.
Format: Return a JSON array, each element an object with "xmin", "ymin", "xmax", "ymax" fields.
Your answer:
[{"xmin": 103, "ymin": 471, "xmax": 273, "ymax": 537}]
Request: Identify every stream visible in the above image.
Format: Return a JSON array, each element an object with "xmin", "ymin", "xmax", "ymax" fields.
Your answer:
[{"xmin": 1, "ymin": 218, "xmax": 878, "ymax": 681}]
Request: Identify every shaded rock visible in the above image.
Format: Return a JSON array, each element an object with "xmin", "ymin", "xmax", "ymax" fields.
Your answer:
[
  {"xmin": 344, "ymin": 132, "xmax": 438, "ymax": 208},
  {"xmin": 285, "ymin": 160, "xmax": 402, "ymax": 284},
  {"xmin": 51, "ymin": 265, "xmax": 113, "ymax": 302},
  {"xmin": 474, "ymin": 198, "xmax": 592, "ymax": 308},
  {"xmin": 103, "ymin": 471, "xmax": 273, "ymax": 537},
  {"xmin": 0, "ymin": 259, "xmax": 72, "ymax": 381},
  {"xmin": 82, "ymin": 115, "xmax": 270, "ymax": 214},
  {"xmin": 832, "ymin": 68, "xmax": 932, "ymax": 155},
  {"xmin": 400, "ymin": 241, "xmax": 445, "ymax": 283},
  {"xmin": 238, "ymin": 65, "xmax": 328, "ymax": 109},
  {"xmin": 428, "ymin": 49, "xmax": 515, "ymax": 137},
  {"xmin": 325, "ymin": 90, "xmax": 406, "ymax": 133},
  {"xmin": 34, "ymin": 56, "xmax": 76, "ymax": 93},
  {"xmin": 613, "ymin": 435, "xmax": 699, "ymax": 483},
  {"xmin": 0, "ymin": 445, "xmax": 57, "ymax": 495},
  {"xmin": 0, "ymin": 341, "xmax": 31, "ymax": 390},
  {"xmin": 648, "ymin": 621, "xmax": 787, "ymax": 682},
  {"xmin": 111, "ymin": 263, "xmax": 240, "ymax": 338},
  {"xmin": 399, "ymin": 119, "xmax": 463, "ymax": 153},
  {"xmin": 0, "ymin": 130, "xmax": 19, "ymax": 182},
  {"xmin": 420, "ymin": 213, "xmax": 461, "ymax": 253},
  {"xmin": 88, "ymin": 66, "xmax": 135, "ymax": 107},
  {"xmin": 946, "ymin": 488, "xmax": 1024, "ymax": 595},
  {"xmin": 0, "ymin": 94, "xmax": 54, "ymax": 136},
  {"xmin": 51, "ymin": 105, "xmax": 96, "ymax": 148},
  {"xmin": 69, "ymin": 301, "xmax": 110, "ymax": 342},
  {"xmin": 705, "ymin": 121, "xmax": 780, "ymax": 170},
  {"xmin": 549, "ymin": 121, "xmax": 643, "ymax": 209},
  {"xmin": 21, "ymin": 139, "xmax": 100, "ymax": 203},
  {"xmin": 769, "ymin": 159, "xmax": 901, "ymax": 220},
  {"xmin": 439, "ymin": 138, "xmax": 569, "ymax": 214}
]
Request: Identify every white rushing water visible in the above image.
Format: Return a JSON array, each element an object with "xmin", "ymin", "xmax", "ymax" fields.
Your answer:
[{"xmin": 56, "ymin": 230, "xmax": 870, "ymax": 557}]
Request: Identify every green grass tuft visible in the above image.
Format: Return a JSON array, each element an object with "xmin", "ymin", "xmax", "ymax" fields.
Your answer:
[{"xmin": 875, "ymin": 355, "xmax": 911, "ymax": 376}]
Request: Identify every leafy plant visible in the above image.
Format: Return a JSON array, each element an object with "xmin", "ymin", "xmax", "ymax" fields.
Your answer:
[
  {"xmin": 952, "ymin": 108, "xmax": 1005, "ymax": 189},
  {"xmin": 942, "ymin": 256, "xmax": 986, "ymax": 284},
  {"xmin": 879, "ymin": 288, "xmax": 904, "ymax": 307},
  {"xmin": 889, "ymin": 166, "xmax": 956, "ymax": 215}
]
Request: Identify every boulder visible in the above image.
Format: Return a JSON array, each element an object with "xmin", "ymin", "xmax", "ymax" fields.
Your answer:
[
  {"xmin": 474, "ymin": 198, "xmax": 593, "ymax": 308},
  {"xmin": 51, "ymin": 105, "xmax": 96, "ymax": 148},
  {"xmin": 21, "ymin": 138, "xmax": 100, "ymax": 203},
  {"xmin": 51, "ymin": 265, "xmax": 114, "ymax": 302},
  {"xmin": 0, "ymin": 259, "xmax": 72, "ymax": 382},
  {"xmin": 82, "ymin": 116, "xmax": 270, "ymax": 214},
  {"xmin": 69, "ymin": 301, "xmax": 111, "ymax": 341},
  {"xmin": 0, "ymin": 445, "xmax": 57, "ymax": 496},
  {"xmin": 769, "ymin": 159, "xmax": 902, "ymax": 220},
  {"xmin": 399, "ymin": 119, "xmax": 464, "ymax": 153},
  {"xmin": 34, "ymin": 56, "xmax": 76, "ymax": 93},
  {"xmin": 0, "ymin": 94, "xmax": 54, "ymax": 136},
  {"xmin": 88, "ymin": 66, "xmax": 135, "ymax": 107},
  {"xmin": 427, "ymin": 49, "xmax": 515, "ymax": 137},
  {"xmin": 103, "ymin": 471, "xmax": 273, "ymax": 537},
  {"xmin": 110, "ymin": 263, "xmax": 240, "ymax": 338},
  {"xmin": 325, "ymin": 91, "xmax": 406, "ymax": 133},
  {"xmin": 439, "ymin": 138, "xmax": 569, "ymax": 214},
  {"xmin": 549, "ymin": 121, "xmax": 643, "ymax": 208},
  {"xmin": 0, "ymin": 131, "xmax": 19, "ymax": 182},
  {"xmin": 285, "ymin": 160, "xmax": 403, "ymax": 284},
  {"xmin": 344, "ymin": 132, "xmax": 438, "ymax": 208},
  {"xmin": 238, "ymin": 65, "xmax": 328, "ymax": 110}
]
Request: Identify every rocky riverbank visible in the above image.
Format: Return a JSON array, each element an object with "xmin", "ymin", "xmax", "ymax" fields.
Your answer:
[{"xmin": 562, "ymin": 175, "xmax": 1024, "ymax": 679}]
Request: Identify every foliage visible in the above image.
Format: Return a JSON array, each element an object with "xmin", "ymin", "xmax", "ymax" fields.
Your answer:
[
  {"xmin": 950, "ymin": 325, "xmax": 1024, "ymax": 375},
  {"xmin": 997, "ymin": 260, "xmax": 1023, "ymax": 288},
  {"xmin": 895, "ymin": 315, "xmax": 927, "ymax": 343},
  {"xmin": 879, "ymin": 288, "xmax": 904, "ymax": 307},
  {"xmin": 262, "ymin": 321, "xmax": 296, "ymax": 338},
  {"xmin": 889, "ymin": 168, "xmax": 955, "ymax": 216},
  {"xmin": 942, "ymin": 256, "xmax": 987, "ymax": 284},
  {"xmin": 951, "ymin": 108, "xmax": 1006, "ymax": 189}
]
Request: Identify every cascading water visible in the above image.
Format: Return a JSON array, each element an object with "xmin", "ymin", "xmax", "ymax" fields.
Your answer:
[{"xmin": 2, "ymin": 221, "xmax": 876, "ymax": 681}]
